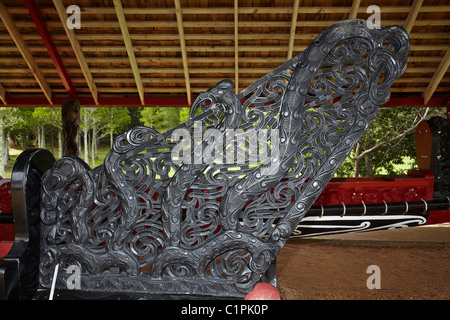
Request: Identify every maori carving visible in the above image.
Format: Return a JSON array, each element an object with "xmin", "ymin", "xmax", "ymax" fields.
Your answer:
[
  {"xmin": 39, "ymin": 20, "xmax": 410, "ymax": 298},
  {"xmin": 293, "ymin": 214, "xmax": 428, "ymax": 238}
]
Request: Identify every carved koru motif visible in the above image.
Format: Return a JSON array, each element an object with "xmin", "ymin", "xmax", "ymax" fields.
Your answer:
[{"xmin": 40, "ymin": 20, "xmax": 410, "ymax": 298}]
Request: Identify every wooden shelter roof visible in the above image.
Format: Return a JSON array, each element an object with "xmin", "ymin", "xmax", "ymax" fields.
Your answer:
[{"xmin": 0, "ymin": 0, "xmax": 449, "ymax": 107}]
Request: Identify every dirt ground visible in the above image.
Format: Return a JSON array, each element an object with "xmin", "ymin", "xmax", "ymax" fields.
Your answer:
[{"xmin": 277, "ymin": 237, "xmax": 450, "ymax": 300}]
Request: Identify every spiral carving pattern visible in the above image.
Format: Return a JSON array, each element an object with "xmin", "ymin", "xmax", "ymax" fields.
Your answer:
[{"xmin": 39, "ymin": 20, "xmax": 409, "ymax": 298}]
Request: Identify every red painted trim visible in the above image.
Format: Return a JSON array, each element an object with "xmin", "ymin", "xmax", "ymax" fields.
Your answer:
[
  {"xmin": 383, "ymin": 96, "xmax": 450, "ymax": 107},
  {"xmin": 314, "ymin": 171, "xmax": 436, "ymax": 205},
  {"xmin": 0, "ymin": 242, "xmax": 13, "ymax": 258},
  {"xmin": 24, "ymin": 0, "xmax": 77, "ymax": 99},
  {"xmin": 3, "ymin": 95, "xmax": 449, "ymax": 108},
  {"xmin": 426, "ymin": 210, "xmax": 450, "ymax": 225},
  {"xmin": 0, "ymin": 224, "xmax": 14, "ymax": 242}
]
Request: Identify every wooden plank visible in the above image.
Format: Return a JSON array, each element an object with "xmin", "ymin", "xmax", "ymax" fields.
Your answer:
[
  {"xmin": 113, "ymin": 0, "xmax": 144, "ymax": 105},
  {"xmin": 19, "ymin": 30, "xmax": 450, "ymax": 42},
  {"xmin": 174, "ymin": 0, "xmax": 191, "ymax": 105},
  {"xmin": 415, "ymin": 120, "xmax": 432, "ymax": 171},
  {"xmin": 6, "ymin": 5, "xmax": 450, "ymax": 15},
  {"xmin": 0, "ymin": 83, "xmax": 6, "ymax": 105},
  {"xmin": 287, "ymin": 0, "xmax": 300, "ymax": 60},
  {"xmin": 25, "ymin": 0, "xmax": 76, "ymax": 98},
  {"xmin": 2, "ymin": 43, "xmax": 444, "ymax": 54},
  {"xmin": 424, "ymin": 49, "xmax": 450, "ymax": 104},
  {"xmin": 133, "ymin": 31, "xmax": 450, "ymax": 41},
  {"xmin": 0, "ymin": 55, "xmax": 445, "ymax": 65},
  {"xmin": 0, "ymin": 0, "xmax": 52, "ymax": 104},
  {"xmin": 404, "ymin": 0, "xmax": 423, "ymax": 33},
  {"xmin": 15, "ymin": 19, "xmax": 449, "ymax": 28},
  {"xmin": 52, "ymin": 0, "xmax": 98, "ymax": 105}
]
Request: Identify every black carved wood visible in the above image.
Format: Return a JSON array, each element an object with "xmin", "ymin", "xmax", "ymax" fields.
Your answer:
[
  {"xmin": 0, "ymin": 149, "xmax": 55, "ymax": 299},
  {"xmin": 32, "ymin": 20, "xmax": 411, "ymax": 299}
]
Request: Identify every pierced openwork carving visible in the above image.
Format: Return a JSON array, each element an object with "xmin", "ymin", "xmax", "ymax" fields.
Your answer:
[{"xmin": 39, "ymin": 20, "xmax": 410, "ymax": 298}]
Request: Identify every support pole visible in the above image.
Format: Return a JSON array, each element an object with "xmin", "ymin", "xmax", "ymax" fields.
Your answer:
[{"xmin": 62, "ymin": 100, "xmax": 80, "ymax": 157}]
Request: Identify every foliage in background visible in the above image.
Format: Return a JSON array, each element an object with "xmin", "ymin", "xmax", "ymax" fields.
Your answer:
[
  {"xmin": 336, "ymin": 106, "xmax": 446, "ymax": 177},
  {"xmin": 0, "ymin": 105, "xmax": 447, "ymax": 178},
  {"xmin": 140, "ymin": 107, "xmax": 189, "ymax": 133}
]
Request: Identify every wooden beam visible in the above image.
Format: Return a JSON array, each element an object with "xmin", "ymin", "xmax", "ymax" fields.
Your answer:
[
  {"xmin": 52, "ymin": 0, "xmax": 98, "ymax": 105},
  {"xmin": 174, "ymin": 0, "xmax": 192, "ymax": 105},
  {"xmin": 404, "ymin": 0, "xmax": 423, "ymax": 33},
  {"xmin": 0, "ymin": 84, "xmax": 6, "ymax": 105},
  {"xmin": 8, "ymin": 30, "xmax": 450, "ymax": 42},
  {"xmin": 424, "ymin": 49, "xmax": 450, "ymax": 104},
  {"xmin": 2, "ymin": 43, "xmax": 448, "ymax": 54},
  {"xmin": 12, "ymin": 17, "xmax": 450, "ymax": 28},
  {"xmin": 287, "ymin": 0, "xmax": 300, "ymax": 60},
  {"xmin": 6, "ymin": 5, "xmax": 450, "ymax": 15},
  {"xmin": 4, "ymin": 94, "xmax": 449, "ymax": 108},
  {"xmin": 2, "ymin": 65, "xmax": 445, "ymax": 79},
  {"xmin": 25, "ymin": 0, "xmax": 76, "ymax": 99},
  {"xmin": 113, "ymin": 0, "xmax": 145, "ymax": 105},
  {"xmin": 234, "ymin": 0, "xmax": 239, "ymax": 93},
  {"xmin": 0, "ymin": 0, "xmax": 52, "ymax": 104},
  {"xmin": 349, "ymin": 0, "xmax": 361, "ymax": 19}
]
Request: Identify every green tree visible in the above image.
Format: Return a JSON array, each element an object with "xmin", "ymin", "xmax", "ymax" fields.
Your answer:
[
  {"xmin": 336, "ymin": 106, "xmax": 446, "ymax": 177},
  {"xmin": 81, "ymin": 107, "xmax": 131, "ymax": 167},
  {"xmin": 9, "ymin": 108, "xmax": 35, "ymax": 151},
  {"xmin": 32, "ymin": 107, "xmax": 62, "ymax": 157},
  {"xmin": 0, "ymin": 107, "xmax": 20, "ymax": 176}
]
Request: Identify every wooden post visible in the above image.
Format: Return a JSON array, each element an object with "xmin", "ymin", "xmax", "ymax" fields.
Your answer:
[{"xmin": 62, "ymin": 99, "xmax": 80, "ymax": 157}]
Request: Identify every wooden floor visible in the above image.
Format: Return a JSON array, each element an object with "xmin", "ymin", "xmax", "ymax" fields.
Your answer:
[{"xmin": 276, "ymin": 224, "xmax": 450, "ymax": 300}]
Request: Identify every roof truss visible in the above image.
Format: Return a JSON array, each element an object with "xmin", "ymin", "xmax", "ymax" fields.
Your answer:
[
  {"xmin": 0, "ymin": 0, "xmax": 52, "ymax": 104},
  {"xmin": 52, "ymin": 0, "xmax": 98, "ymax": 105},
  {"xmin": 174, "ymin": 0, "xmax": 192, "ymax": 106},
  {"xmin": 424, "ymin": 49, "xmax": 450, "ymax": 104},
  {"xmin": 0, "ymin": 1, "xmax": 448, "ymax": 107},
  {"xmin": 25, "ymin": 0, "xmax": 76, "ymax": 99},
  {"xmin": 114, "ymin": 0, "xmax": 144, "ymax": 105}
]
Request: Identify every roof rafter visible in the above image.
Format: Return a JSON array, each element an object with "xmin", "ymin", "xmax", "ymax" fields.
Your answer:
[
  {"xmin": 113, "ymin": 0, "xmax": 144, "ymax": 105},
  {"xmin": 349, "ymin": 0, "xmax": 361, "ymax": 19},
  {"xmin": 6, "ymin": 5, "xmax": 450, "ymax": 15},
  {"xmin": 0, "ymin": 0, "xmax": 52, "ymax": 104},
  {"xmin": 287, "ymin": 0, "xmax": 300, "ymax": 60},
  {"xmin": 25, "ymin": 0, "xmax": 76, "ymax": 99},
  {"xmin": 52, "ymin": 0, "xmax": 98, "ymax": 105},
  {"xmin": 234, "ymin": 0, "xmax": 239, "ymax": 93},
  {"xmin": 404, "ymin": 0, "xmax": 423, "ymax": 33},
  {"xmin": 0, "ymin": 84, "xmax": 6, "ymax": 105},
  {"xmin": 174, "ymin": 0, "xmax": 192, "ymax": 106},
  {"xmin": 424, "ymin": 49, "xmax": 450, "ymax": 104}
]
